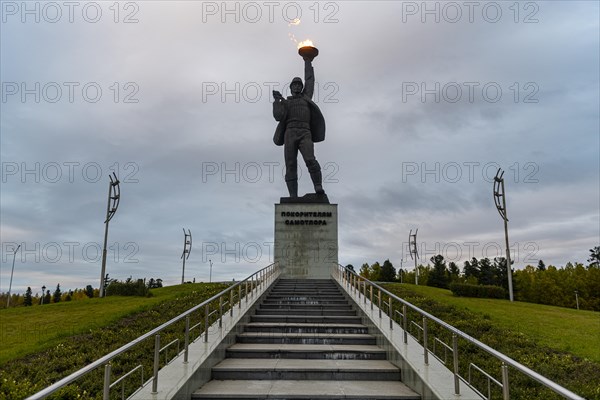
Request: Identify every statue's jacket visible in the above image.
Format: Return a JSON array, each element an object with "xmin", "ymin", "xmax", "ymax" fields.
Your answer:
[{"xmin": 273, "ymin": 62, "xmax": 326, "ymax": 146}]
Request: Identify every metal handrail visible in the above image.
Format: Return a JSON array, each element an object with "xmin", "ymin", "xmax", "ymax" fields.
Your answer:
[
  {"xmin": 28, "ymin": 263, "xmax": 279, "ymax": 399},
  {"xmin": 333, "ymin": 264, "xmax": 584, "ymax": 400}
]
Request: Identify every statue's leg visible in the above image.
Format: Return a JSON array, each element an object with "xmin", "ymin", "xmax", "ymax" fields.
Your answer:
[
  {"xmin": 298, "ymin": 132, "xmax": 324, "ymax": 194},
  {"xmin": 284, "ymin": 130, "xmax": 299, "ymax": 197}
]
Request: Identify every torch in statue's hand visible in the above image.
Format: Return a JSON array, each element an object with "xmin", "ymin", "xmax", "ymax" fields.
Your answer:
[{"xmin": 298, "ymin": 40, "xmax": 318, "ymax": 62}]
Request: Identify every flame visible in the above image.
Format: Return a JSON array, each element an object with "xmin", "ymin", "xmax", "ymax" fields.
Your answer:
[
  {"xmin": 297, "ymin": 39, "xmax": 314, "ymax": 49},
  {"xmin": 288, "ymin": 18, "xmax": 301, "ymax": 26}
]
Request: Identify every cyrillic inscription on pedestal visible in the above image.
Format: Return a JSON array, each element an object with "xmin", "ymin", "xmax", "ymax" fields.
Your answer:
[{"xmin": 274, "ymin": 203, "xmax": 338, "ymax": 279}]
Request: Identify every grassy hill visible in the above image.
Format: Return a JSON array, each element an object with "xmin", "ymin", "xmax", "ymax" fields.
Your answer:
[
  {"xmin": 0, "ymin": 284, "xmax": 213, "ymax": 365},
  {"xmin": 389, "ymin": 283, "xmax": 600, "ymax": 363},
  {"xmin": 0, "ymin": 282, "xmax": 229, "ymax": 399},
  {"xmin": 382, "ymin": 283, "xmax": 600, "ymax": 400}
]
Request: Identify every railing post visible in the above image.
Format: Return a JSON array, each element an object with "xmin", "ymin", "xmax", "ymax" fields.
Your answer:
[
  {"xmin": 219, "ymin": 296, "xmax": 223, "ymax": 328},
  {"xmin": 152, "ymin": 334, "xmax": 160, "ymax": 393},
  {"xmin": 378, "ymin": 289, "xmax": 382, "ymax": 318},
  {"xmin": 389, "ymin": 296, "xmax": 393, "ymax": 330},
  {"xmin": 363, "ymin": 281, "xmax": 367, "ymax": 304},
  {"xmin": 204, "ymin": 304, "xmax": 209, "ymax": 342},
  {"xmin": 103, "ymin": 363, "xmax": 111, "ymax": 400},
  {"xmin": 245, "ymin": 280, "xmax": 249, "ymax": 304},
  {"xmin": 230, "ymin": 289, "xmax": 234, "ymax": 317},
  {"xmin": 453, "ymin": 333, "xmax": 460, "ymax": 395},
  {"xmin": 184, "ymin": 315, "xmax": 190, "ymax": 363},
  {"xmin": 423, "ymin": 317, "xmax": 429, "ymax": 365},
  {"xmin": 402, "ymin": 305, "xmax": 408, "ymax": 344},
  {"xmin": 369, "ymin": 285, "xmax": 373, "ymax": 310},
  {"xmin": 502, "ymin": 363, "xmax": 510, "ymax": 400},
  {"xmin": 238, "ymin": 284, "xmax": 242, "ymax": 309}
]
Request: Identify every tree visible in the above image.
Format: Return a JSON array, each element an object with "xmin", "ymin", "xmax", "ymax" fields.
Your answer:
[
  {"xmin": 24, "ymin": 287, "xmax": 32, "ymax": 306},
  {"xmin": 53, "ymin": 284, "xmax": 62, "ymax": 303},
  {"xmin": 493, "ymin": 257, "xmax": 510, "ymax": 290},
  {"xmin": 85, "ymin": 285, "xmax": 94, "ymax": 298},
  {"xmin": 537, "ymin": 260, "xmax": 546, "ymax": 271},
  {"xmin": 448, "ymin": 262, "xmax": 460, "ymax": 282},
  {"xmin": 588, "ymin": 246, "xmax": 600, "ymax": 268},
  {"xmin": 478, "ymin": 258, "xmax": 495, "ymax": 286},
  {"xmin": 463, "ymin": 258, "xmax": 480, "ymax": 281},
  {"xmin": 44, "ymin": 290, "xmax": 51, "ymax": 305},
  {"xmin": 359, "ymin": 263, "xmax": 371, "ymax": 279},
  {"xmin": 427, "ymin": 254, "xmax": 449, "ymax": 289},
  {"xmin": 147, "ymin": 278, "xmax": 164, "ymax": 289},
  {"xmin": 379, "ymin": 259, "xmax": 396, "ymax": 282},
  {"xmin": 370, "ymin": 262, "xmax": 382, "ymax": 281}
]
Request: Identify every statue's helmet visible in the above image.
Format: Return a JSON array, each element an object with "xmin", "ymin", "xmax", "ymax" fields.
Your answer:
[{"xmin": 290, "ymin": 77, "xmax": 303, "ymax": 90}]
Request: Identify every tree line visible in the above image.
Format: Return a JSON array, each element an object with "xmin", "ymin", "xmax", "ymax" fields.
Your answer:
[
  {"xmin": 353, "ymin": 246, "xmax": 600, "ymax": 311},
  {"xmin": 1, "ymin": 276, "xmax": 164, "ymax": 308}
]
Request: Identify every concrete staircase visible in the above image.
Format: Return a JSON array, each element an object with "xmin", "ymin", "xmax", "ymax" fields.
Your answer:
[{"xmin": 192, "ymin": 279, "xmax": 420, "ymax": 400}]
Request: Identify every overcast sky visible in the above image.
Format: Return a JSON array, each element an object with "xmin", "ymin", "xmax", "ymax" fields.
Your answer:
[{"xmin": 1, "ymin": 1, "xmax": 598, "ymax": 294}]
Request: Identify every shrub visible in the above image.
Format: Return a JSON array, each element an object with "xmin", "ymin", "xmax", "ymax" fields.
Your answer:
[
  {"xmin": 450, "ymin": 282, "xmax": 506, "ymax": 299},
  {"xmin": 105, "ymin": 278, "xmax": 151, "ymax": 297}
]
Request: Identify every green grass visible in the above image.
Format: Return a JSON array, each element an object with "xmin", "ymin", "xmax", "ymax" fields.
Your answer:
[
  {"xmin": 0, "ymin": 282, "xmax": 230, "ymax": 399},
  {"xmin": 392, "ymin": 283, "xmax": 600, "ymax": 363},
  {"xmin": 381, "ymin": 283, "xmax": 600, "ymax": 399},
  {"xmin": 0, "ymin": 284, "xmax": 221, "ymax": 365}
]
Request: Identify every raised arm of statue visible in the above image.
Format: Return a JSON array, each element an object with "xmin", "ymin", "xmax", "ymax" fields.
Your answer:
[{"xmin": 303, "ymin": 60, "xmax": 315, "ymax": 100}]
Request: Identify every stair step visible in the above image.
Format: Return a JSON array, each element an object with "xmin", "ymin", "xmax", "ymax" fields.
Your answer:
[
  {"xmin": 226, "ymin": 343, "xmax": 386, "ymax": 360},
  {"xmin": 237, "ymin": 332, "xmax": 376, "ymax": 345},
  {"xmin": 256, "ymin": 309, "xmax": 357, "ymax": 316},
  {"xmin": 260, "ymin": 304, "xmax": 353, "ymax": 310},
  {"xmin": 192, "ymin": 380, "xmax": 420, "ymax": 399},
  {"xmin": 262, "ymin": 300, "xmax": 349, "ymax": 305},
  {"xmin": 192, "ymin": 380, "xmax": 420, "ymax": 400},
  {"xmin": 211, "ymin": 359, "xmax": 401, "ymax": 381},
  {"xmin": 251, "ymin": 315, "xmax": 362, "ymax": 324},
  {"xmin": 243, "ymin": 322, "xmax": 368, "ymax": 334}
]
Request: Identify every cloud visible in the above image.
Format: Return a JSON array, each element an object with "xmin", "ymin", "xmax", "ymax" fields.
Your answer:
[{"xmin": 1, "ymin": 1, "xmax": 598, "ymax": 293}]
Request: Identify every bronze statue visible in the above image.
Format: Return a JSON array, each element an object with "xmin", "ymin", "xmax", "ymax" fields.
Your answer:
[{"xmin": 272, "ymin": 47, "xmax": 326, "ymax": 198}]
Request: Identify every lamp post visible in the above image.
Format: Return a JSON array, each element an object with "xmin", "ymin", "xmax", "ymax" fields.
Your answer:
[
  {"xmin": 181, "ymin": 229, "xmax": 192, "ymax": 284},
  {"xmin": 41, "ymin": 285, "xmax": 46, "ymax": 305},
  {"xmin": 493, "ymin": 168, "xmax": 514, "ymax": 302},
  {"xmin": 99, "ymin": 173, "xmax": 120, "ymax": 298},
  {"xmin": 399, "ymin": 259, "xmax": 403, "ymax": 284},
  {"xmin": 6, "ymin": 244, "xmax": 21, "ymax": 308},
  {"xmin": 209, "ymin": 259, "xmax": 213, "ymax": 283},
  {"xmin": 409, "ymin": 229, "xmax": 419, "ymax": 285}
]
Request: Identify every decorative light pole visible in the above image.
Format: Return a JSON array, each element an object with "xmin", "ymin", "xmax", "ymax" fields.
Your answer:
[
  {"xmin": 6, "ymin": 244, "xmax": 21, "ymax": 308},
  {"xmin": 209, "ymin": 259, "xmax": 213, "ymax": 283},
  {"xmin": 493, "ymin": 168, "xmax": 514, "ymax": 302},
  {"xmin": 181, "ymin": 229, "xmax": 192, "ymax": 284},
  {"xmin": 99, "ymin": 173, "xmax": 120, "ymax": 298},
  {"xmin": 399, "ymin": 259, "xmax": 404, "ymax": 284},
  {"xmin": 41, "ymin": 285, "xmax": 46, "ymax": 305},
  {"xmin": 409, "ymin": 229, "xmax": 419, "ymax": 285}
]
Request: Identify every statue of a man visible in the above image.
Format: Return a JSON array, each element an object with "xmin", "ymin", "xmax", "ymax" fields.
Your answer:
[{"xmin": 272, "ymin": 57, "xmax": 326, "ymax": 198}]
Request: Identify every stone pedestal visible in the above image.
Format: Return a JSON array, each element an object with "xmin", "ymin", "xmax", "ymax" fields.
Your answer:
[{"xmin": 274, "ymin": 203, "xmax": 338, "ymax": 279}]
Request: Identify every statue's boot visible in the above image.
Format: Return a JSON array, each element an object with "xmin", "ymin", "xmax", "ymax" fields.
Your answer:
[
  {"xmin": 286, "ymin": 180, "xmax": 298, "ymax": 197},
  {"xmin": 310, "ymin": 171, "xmax": 325, "ymax": 194}
]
